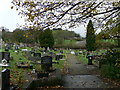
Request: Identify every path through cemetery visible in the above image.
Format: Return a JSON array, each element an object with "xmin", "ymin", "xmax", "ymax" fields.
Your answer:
[{"xmin": 63, "ymin": 54, "xmax": 118, "ymax": 88}]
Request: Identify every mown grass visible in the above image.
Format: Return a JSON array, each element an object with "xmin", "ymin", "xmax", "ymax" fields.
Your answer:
[
  {"xmin": 76, "ymin": 49, "xmax": 107, "ymax": 64},
  {"xmin": 100, "ymin": 39, "xmax": 118, "ymax": 46},
  {"xmin": 53, "ymin": 60, "xmax": 65, "ymax": 69},
  {"xmin": 64, "ymin": 40, "xmax": 76, "ymax": 44},
  {"xmin": 78, "ymin": 54, "xmax": 88, "ymax": 64}
]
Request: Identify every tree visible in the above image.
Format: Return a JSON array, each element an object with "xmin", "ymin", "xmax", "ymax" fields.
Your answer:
[
  {"xmin": 13, "ymin": 28, "xmax": 26, "ymax": 43},
  {"xmin": 39, "ymin": 29, "xmax": 54, "ymax": 48},
  {"xmin": 11, "ymin": 0, "xmax": 120, "ymax": 29},
  {"xmin": 86, "ymin": 20, "xmax": 96, "ymax": 51},
  {"xmin": 2, "ymin": 31, "xmax": 13, "ymax": 43}
]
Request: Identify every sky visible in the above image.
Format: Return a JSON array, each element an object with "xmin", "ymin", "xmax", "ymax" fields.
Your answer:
[{"xmin": 0, "ymin": 0, "xmax": 86, "ymax": 37}]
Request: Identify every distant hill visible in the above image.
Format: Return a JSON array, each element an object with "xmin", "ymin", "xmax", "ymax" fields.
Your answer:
[
  {"xmin": 52, "ymin": 29, "xmax": 82, "ymax": 40},
  {"xmin": 52, "ymin": 29, "xmax": 85, "ymax": 48}
]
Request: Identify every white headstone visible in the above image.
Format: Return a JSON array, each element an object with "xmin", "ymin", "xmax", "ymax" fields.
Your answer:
[
  {"xmin": 22, "ymin": 49, "xmax": 28, "ymax": 52},
  {"xmin": 31, "ymin": 69, "xmax": 35, "ymax": 74},
  {"xmin": 71, "ymin": 51, "xmax": 75, "ymax": 54}
]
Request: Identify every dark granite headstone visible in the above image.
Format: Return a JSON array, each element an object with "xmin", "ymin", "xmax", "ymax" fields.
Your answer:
[
  {"xmin": 1, "ymin": 69, "xmax": 10, "ymax": 90},
  {"xmin": 4, "ymin": 52, "xmax": 10, "ymax": 63},
  {"xmin": 55, "ymin": 55, "xmax": 59, "ymax": 60},
  {"xmin": 0, "ymin": 52, "xmax": 10, "ymax": 63},
  {"xmin": 75, "ymin": 52, "xmax": 78, "ymax": 56},
  {"xmin": 55, "ymin": 54, "xmax": 63, "ymax": 60},
  {"xmin": 33, "ymin": 53, "xmax": 41, "ymax": 57},
  {"xmin": 15, "ymin": 46, "xmax": 19, "ymax": 50},
  {"xmin": 60, "ymin": 50, "xmax": 63, "ymax": 54},
  {"xmin": 41, "ymin": 56, "xmax": 52, "ymax": 72},
  {"xmin": 87, "ymin": 55, "xmax": 93, "ymax": 65},
  {"xmin": 5, "ymin": 46, "xmax": 9, "ymax": 51}
]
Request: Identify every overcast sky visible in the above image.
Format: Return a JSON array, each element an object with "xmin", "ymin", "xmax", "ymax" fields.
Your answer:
[{"xmin": 0, "ymin": 0, "xmax": 86, "ymax": 37}]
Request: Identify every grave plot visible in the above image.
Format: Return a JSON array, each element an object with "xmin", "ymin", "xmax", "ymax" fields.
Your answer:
[{"xmin": 17, "ymin": 62, "xmax": 33, "ymax": 69}]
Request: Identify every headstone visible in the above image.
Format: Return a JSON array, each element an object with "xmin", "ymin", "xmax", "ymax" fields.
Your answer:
[
  {"xmin": 5, "ymin": 46, "xmax": 9, "ymax": 51},
  {"xmin": 0, "ymin": 52, "xmax": 10, "ymax": 63},
  {"xmin": 3, "ymin": 52, "xmax": 10, "ymax": 63},
  {"xmin": 71, "ymin": 51, "xmax": 75, "ymax": 54},
  {"xmin": 41, "ymin": 56, "xmax": 52, "ymax": 72},
  {"xmin": 47, "ymin": 47, "xmax": 50, "ymax": 51},
  {"xmin": 54, "ymin": 48, "xmax": 57, "ymax": 51},
  {"xmin": 55, "ymin": 54, "xmax": 63, "ymax": 60},
  {"xmin": 22, "ymin": 49, "xmax": 28, "ymax": 52},
  {"xmin": 87, "ymin": 55, "xmax": 94, "ymax": 65},
  {"xmin": 75, "ymin": 52, "xmax": 78, "ymax": 56},
  {"xmin": 33, "ymin": 53, "xmax": 41, "ymax": 57},
  {"xmin": 55, "ymin": 55, "xmax": 60, "ymax": 60},
  {"xmin": 79, "ymin": 51, "xmax": 83, "ymax": 54},
  {"xmin": 15, "ymin": 45, "xmax": 19, "ymax": 50},
  {"xmin": 0, "ymin": 69, "xmax": 10, "ymax": 90},
  {"xmin": 60, "ymin": 50, "xmax": 63, "ymax": 54},
  {"xmin": 31, "ymin": 69, "xmax": 36, "ymax": 74}
]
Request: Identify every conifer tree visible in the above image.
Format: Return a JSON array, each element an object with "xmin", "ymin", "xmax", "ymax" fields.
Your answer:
[{"xmin": 86, "ymin": 20, "xmax": 96, "ymax": 51}]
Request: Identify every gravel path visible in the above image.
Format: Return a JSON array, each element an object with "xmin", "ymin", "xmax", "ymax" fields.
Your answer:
[
  {"xmin": 63, "ymin": 54, "xmax": 118, "ymax": 88},
  {"xmin": 66, "ymin": 54, "xmax": 100, "ymax": 75}
]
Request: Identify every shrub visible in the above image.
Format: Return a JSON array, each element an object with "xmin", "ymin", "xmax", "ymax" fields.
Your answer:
[
  {"xmin": 101, "ymin": 65, "xmax": 120, "ymax": 80},
  {"xmin": 100, "ymin": 48, "xmax": 120, "ymax": 80}
]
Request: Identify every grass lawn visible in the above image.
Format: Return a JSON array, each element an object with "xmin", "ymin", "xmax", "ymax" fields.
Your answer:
[
  {"xmin": 53, "ymin": 60, "xmax": 65, "ymax": 69},
  {"xmin": 78, "ymin": 54, "xmax": 88, "ymax": 64},
  {"xmin": 64, "ymin": 40, "xmax": 76, "ymax": 45},
  {"xmin": 101, "ymin": 39, "xmax": 118, "ymax": 45},
  {"xmin": 77, "ymin": 49, "xmax": 107, "ymax": 64}
]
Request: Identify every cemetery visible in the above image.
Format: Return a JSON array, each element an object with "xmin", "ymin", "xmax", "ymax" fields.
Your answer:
[
  {"xmin": 0, "ymin": 44, "xmax": 120, "ymax": 89},
  {"xmin": 0, "ymin": 0, "xmax": 120, "ymax": 89}
]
